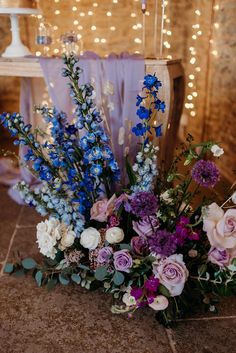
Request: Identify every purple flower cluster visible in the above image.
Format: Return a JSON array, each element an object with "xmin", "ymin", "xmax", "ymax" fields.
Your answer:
[
  {"xmin": 175, "ymin": 216, "xmax": 200, "ymax": 246},
  {"xmin": 130, "ymin": 192, "xmax": 158, "ymax": 218},
  {"xmin": 191, "ymin": 160, "xmax": 220, "ymax": 188},
  {"xmin": 148, "ymin": 230, "xmax": 177, "ymax": 257}
]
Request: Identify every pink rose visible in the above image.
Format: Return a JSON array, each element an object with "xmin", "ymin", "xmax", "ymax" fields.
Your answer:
[
  {"xmin": 132, "ymin": 216, "xmax": 159, "ymax": 237},
  {"xmin": 208, "ymin": 247, "xmax": 230, "ymax": 267},
  {"xmin": 90, "ymin": 194, "xmax": 116, "ymax": 222},
  {"xmin": 148, "ymin": 295, "xmax": 169, "ymax": 311},
  {"xmin": 203, "ymin": 203, "xmax": 236, "ymax": 249},
  {"xmin": 153, "ymin": 254, "xmax": 189, "ymax": 296}
]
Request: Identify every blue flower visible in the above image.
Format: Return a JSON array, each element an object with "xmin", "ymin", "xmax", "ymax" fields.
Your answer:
[
  {"xmin": 136, "ymin": 95, "xmax": 145, "ymax": 106},
  {"xmin": 79, "ymin": 136, "xmax": 90, "ymax": 150},
  {"xmin": 154, "ymin": 99, "xmax": 166, "ymax": 113},
  {"xmin": 90, "ymin": 164, "xmax": 103, "ymax": 176},
  {"xmin": 143, "ymin": 74, "xmax": 162, "ymax": 90},
  {"xmin": 132, "ymin": 123, "xmax": 149, "ymax": 137},
  {"xmin": 65, "ymin": 124, "xmax": 77, "ymax": 135},
  {"xmin": 137, "ymin": 106, "xmax": 152, "ymax": 120},
  {"xmin": 108, "ymin": 159, "xmax": 119, "ymax": 172},
  {"xmin": 153, "ymin": 124, "xmax": 162, "ymax": 137},
  {"xmin": 102, "ymin": 145, "xmax": 113, "ymax": 160},
  {"xmin": 39, "ymin": 165, "xmax": 53, "ymax": 181}
]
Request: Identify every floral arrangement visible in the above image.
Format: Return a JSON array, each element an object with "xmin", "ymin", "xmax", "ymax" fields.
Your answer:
[{"xmin": 1, "ymin": 54, "xmax": 236, "ymax": 327}]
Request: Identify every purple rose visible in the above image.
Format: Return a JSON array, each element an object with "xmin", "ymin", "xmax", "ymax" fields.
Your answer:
[
  {"xmin": 131, "ymin": 236, "xmax": 149, "ymax": 256},
  {"xmin": 113, "ymin": 249, "xmax": 133, "ymax": 273},
  {"xmin": 133, "ymin": 216, "xmax": 159, "ymax": 237},
  {"xmin": 208, "ymin": 247, "xmax": 230, "ymax": 267},
  {"xmin": 97, "ymin": 247, "xmax": 113, "ymax": 265}
]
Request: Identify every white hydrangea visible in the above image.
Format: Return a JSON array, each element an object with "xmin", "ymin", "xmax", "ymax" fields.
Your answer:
[{"xmin": 36, "ymin": 218, "xmax": 76, "ymax": 259}]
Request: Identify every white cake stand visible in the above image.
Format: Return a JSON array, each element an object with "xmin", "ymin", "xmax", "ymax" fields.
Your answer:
[{"xmin": 0, "ymin": 7, "xmax": 41, "ymax": 57}]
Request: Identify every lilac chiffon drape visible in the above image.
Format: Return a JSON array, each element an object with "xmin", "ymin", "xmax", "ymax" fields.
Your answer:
[{"xmin": 0, "ymin": 52, "xmax": 144, "ymax": 201}]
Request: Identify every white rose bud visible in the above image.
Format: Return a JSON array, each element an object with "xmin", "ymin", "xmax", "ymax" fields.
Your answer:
[
  {"xmin": 105, "ymin": 227, "xmax": 125, "ymax": 244},
  {"xmin": 149, "ymin": 295, "xmax": 169, "ymax": 311},
  {"xmin": 211, "ymin": 144, "xmax": 224, "ymax": 157},
  {"xmin": 80, "ymin": 227, "xmax": 101, "ymax": 250},
  {"xmin": 59, "ymin": 229, "xmax": 76, "ymax": 251}
]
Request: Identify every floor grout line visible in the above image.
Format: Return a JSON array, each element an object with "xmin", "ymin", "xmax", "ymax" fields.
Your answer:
[
  {"xmin": 177, "ymin": 315, "xmax": 236, "ymax": 322},
  {"xmin": 0, "ymin": 206, "xmax": 24, "ymax": 277},
  {"xmin": 165, "ymin": 328, "xmax": 178, "ymax": 353}
]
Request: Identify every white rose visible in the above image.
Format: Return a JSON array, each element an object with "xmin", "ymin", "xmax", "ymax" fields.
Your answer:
[
  {"xmin": 149, "ymin": 295, "xmax": 169, "ymax": 311},
  {"xmin": 80, "ymin": 227, "xmax": 101, "ymax": 250},
  {"xmin": 122, "ymin": 293, "xmax": 136, "ymax": 307},
  {"xmin": 232, "ymin": 192, "xmax": 236, "ymax": 205},
  {"xmin": 105, "ymin": 227, "xmax": 125, "ymax": 244},
  {"xmin": 211, "ymin": 144, "xmax": 224, "ymax": 157},
  {"xmin": 36, "ymin": 220, "xmax": 58, "ymax": 260},
  {"xmin": 59, "ymin": 228, "xmax": 76, "ymax": 251}
]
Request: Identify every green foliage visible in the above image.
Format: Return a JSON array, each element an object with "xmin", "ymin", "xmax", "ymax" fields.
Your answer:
[
  {"xmin": 59, "ymin": 274, "xmax": 70, "ymax": 285},
  {"xmin": 125, "ymin": 157, "xmax": 137, "ymax": 186},
  {"xmin": 71, "ymin": 273, "xmax": 81, "ymax": 284},
  {"xmin": 22, "ymin": 258, "xmax": 37, "ymax": 270},
  {"xmin": 35, "ymin": 271, "xmax": 43, "ymax": 287},
  {"xmin": 113, "ymin": 271, "xmax": 125, "ymax": 286},
  {"xmin": 4, "ymin": 263, "xmax": 14, "ymax": 273},
  {"xmin": 94, "ymin": 266, "xmax": 108, "ymax": 281},
  {"xmin": 46, "ymin": 278, "xmax": 58, "ymax": 291}
]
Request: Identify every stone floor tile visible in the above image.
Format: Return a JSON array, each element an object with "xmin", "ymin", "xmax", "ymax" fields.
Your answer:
[
  {"xmin": 18, "ymin": 205, "xmax": 44, "ymax": 227},
  {"xmin": 0, "ymin": 186, "xmax": 21, "ymax": 261},
  {"xmin": 0, "ymin": 276, "xmax": 172, "ymax": 353},
  {"xmin": 171, "ymin": 319, "xmax": 236, "ymax": 353}
]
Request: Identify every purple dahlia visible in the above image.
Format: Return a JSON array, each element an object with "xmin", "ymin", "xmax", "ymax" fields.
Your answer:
[
  {"xmin": 148, "ymin": 230, "xmax": 177, "ymax": 257},
  {"xmin": 130, "ymin": 191, "xmax": 158, "ymax": 218}
]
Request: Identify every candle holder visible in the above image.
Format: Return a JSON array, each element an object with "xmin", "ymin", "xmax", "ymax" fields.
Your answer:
[
  {"xmin": 36, "ymin": 20, "xmax": 53, "ymax": 56},
  {"xmin": 0, "ymin": 7, "xmax": 40, "ymax": 57}
]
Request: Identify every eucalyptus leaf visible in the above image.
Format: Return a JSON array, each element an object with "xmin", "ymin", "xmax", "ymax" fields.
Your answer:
[
  {"xmin": 78, "ymin": 264, "xmax": 90, "ymax": 271},
  {"xmin": 113, "ymin": 271, "xmax": 125, "ymax": 286},
  {"xmin": 95, "ymin": 266, "xmax": 108, "ymax": 281},
  {"xmin": 35, "ymin": 271, "xmax": 43, "ymax": 287},
  {"xmin": 119, "ymin": 243, "xmax": 132, "ymax": 251},
  {"xmin": 4, "ymin": 263, "xmax": 14, "ymax": 274},
  {"xmin": 71, "ymin": 273, "xmax": 81, "ymax": 284},
  {"xmin": 13, "ymin": 269, "xmax": 25, "ymax": 278},
  {"xmin": 59, "ymin": 274, "xmax": 70, "ymax": 285},
  {"xmin": 22, "ymin": 258, "xmax": 37, "ymax": 270},
  {"xmin": 47, "ymin": 278, "xmax": 58, "ymax": 291}
]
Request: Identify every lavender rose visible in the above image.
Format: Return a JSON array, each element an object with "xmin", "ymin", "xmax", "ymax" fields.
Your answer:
[
  {"xmin": 131, "ymin": 236, "xmax": 149, "ymax": 256},
  {"xmin": 97, "ymin": 247, "xmax": 113, "ymax": 265},
  {"xmin": 153, "ymin": 254, "xmax": 189, "ymax": 296},
  {"xmin": 208, "ymin": 247, "xmax": 230, "ymax": 267},
  {"xmin": 113, "ymin": 249, "xmax": 133, "ymax": 273},
  {"xmin": 132, "ymin": 215, "xmax": 159, "ymax": 237}
]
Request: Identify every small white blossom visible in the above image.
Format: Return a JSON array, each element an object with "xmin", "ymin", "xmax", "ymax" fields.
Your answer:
[
  {"xmin": 211, "ymin": 144, "xmax": 224, "ymax": 157},
  {"xmin": 232, "ymin": 192, "xmax": 236, "ymax": 204}
]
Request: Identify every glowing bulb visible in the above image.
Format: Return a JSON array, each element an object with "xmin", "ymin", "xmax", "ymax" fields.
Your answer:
[
  {"xmin": 94, "ymin": 38, "xmax": 100, "ymax": 43},
  {"xmin": 190, "ymin": 57, "xmax": 196, "ymax": 64},
  {"xmin": 189, "ymin": 74, "xmax": 195, "ymax": 80},
  {"xmin": 53, "ymin": 25, "xmax": 58, "ymax": 30},
  {"xmin": 80, "ymin": 12, "xmax": 85, "ymax": 16},
  {"xmin": 137, "ymin": 23, "xmax": 142, "ymax": 28},
  {"xmin": 78, "ymin": 25, "xmax": 83, "ymax": 30},
  {"xmin": 214, "ymin": 23, "xmax": 219, "ymax": 29},
  {"xmin": 101, "ymin": 38, "xmax": 107, "ymax": 43},
  {"xmin": 131, "ymin": 12, "xmax": 136, "ymax": 17},
  {"xmin": 93, "ymin": 2, "xmax": 98, "ymax": 6},
  {"xmin": 167, "ymin": 55, "xmax": 172, "ymax": 59},
  {"xmin": 192, "ymin": 92, "xmax": 198, "ymax": 97},
  {"xmin": 36, "ymin": 51, "xmax": 41, "ymax": 56},
  {"xmin": 88, "ymin": 11, "xmax": 93, "ymax": 15},
  {"xmin": 214, "ymin": 4, "xmax": 220, "ymax": 10},
  {"xmin": 72, "ymin": 6, "xmax": 77, "ymax": 11},
  {"xmin": 192, "ymin": 35, "xmax": 197, "ymax": 40},
  {"xmin": 187, "ymin": 95, "xmax": 193, "ymax": 100},
  {"xmin": 53, "ymin": 48, "xmax": 59, "ymax": 54},
  {"xmin": 195, "ymin": 10, "xmax": 201, "ymax": 16},
  {"xmin": 107, "ymin": 11, "xmax": 112, "ymax": 16},
  {"xmin": 190, "ymin": 111, "xmax": 196, "ymax": 117},
  {"xmin": 197, "ymin": 31, "xmax": 202, "ymax": 35},
  {"xmin": 133, "ymin": 25, "xmax": 138, "ymax": 30},
  {"xmin": 188, "ymin": 82, "xmax": 194, "ymax": 88},
  {"xmin": 212, "ymin": 50, "xmax": 218, "ymax": 56},
  {"xmin": 134, "ymin": 38, "xmax": 142, "ymax": 44},
  {"xmin": 110, "ymin": 26, "xmax": 116, "ymax": 31},
  {"xmin": 195, "ymin": 67, "xmax": 201, "ymax": 72},
  {"xmin": 167, "ymin": 30, "xmax": 172, "ymax": 36},
  {"xmin": 55, "ymin": 10, "xmax": 60, "ymax": 15},
  {"xmin": 91, "ymin": 25, "xmax": 96, "ymax": 30},
  {"xmin": 113, "ymin": 0, "xmax": 118, "ymax": 2},
  {"xmin": 77, "ymin": 34, "xmax": 82, "ymax": 39},
  {"xmin": 73, "ymin": 20, "xmax": 79, "ymax": 25},
  {"xmin": 164, "ymin": 41, "xmax": 171, "ymax": 48}
]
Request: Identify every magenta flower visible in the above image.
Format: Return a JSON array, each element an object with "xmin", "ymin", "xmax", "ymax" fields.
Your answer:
[
  {"xmin": 131, "ymin": 287, "xmax": 143, "ymax": 300},
  {"xmin": 144, "ymin": 275, "xmax": 159, "ymax": 292},
  {"xmin": 191, "ymin": 160, "xmax": 220, "ymax": 188},
  {"xmin": 113, "ymin": 249, "xmax": 133, "ymax": 273}
]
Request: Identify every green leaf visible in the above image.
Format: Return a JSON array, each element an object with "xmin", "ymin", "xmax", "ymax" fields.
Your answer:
[
  {"xmin": 35, "ymin": 271, "xmax": 43, "ymax": 287},
  {"xmin": 159, "ymin": 284, "xmax": 171, "ymax": 298},
  {"xmin": 46, "ymin": 278, "xmax": 57, "ymax": 291},
  {"xmin": 94, "ymin": 266, "xmax": 108, "ymax": 281},
  {"xmin": 4, "ymin": 263, "xmax": 14, "ymax": 273},
  {"xmin": 119, "ymin": 243, "xmax": 132, "ymax": 251},
  {"xmin": 198, "ymin": 264, "xmax": 207, "ymax": 276},
  {"xmin": 71, "ymin": 273, "xmax": 81, "ymax": 284},
  {"xmin": 13, "ymin": 269, "xmax": 25, "ymax": 278},
  {"xmin": 22, "ymin": 258, "xmax": 37, "ymax": 270},
  {"xmin": 125, "ymin": 157, "xmax": 137, "ymax": 186},
  {"xmin": 113, "ymin": 271, "xmax": 125, "ymax": 286},
  {"xmin": 78, "ymin": 264, "xmax": 90, "ymax": 271},
  {"xmin": 59, "ymin": 274, "xmax": 70, "ymax": 285}
]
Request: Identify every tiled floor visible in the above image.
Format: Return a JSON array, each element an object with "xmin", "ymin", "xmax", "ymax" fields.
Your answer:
[{"xmin": 0, "ymin": 185, "xmax": 236, "ymax": 353}]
